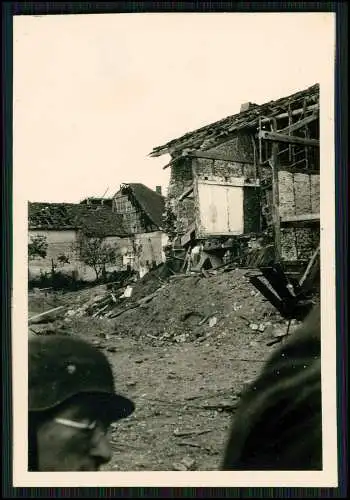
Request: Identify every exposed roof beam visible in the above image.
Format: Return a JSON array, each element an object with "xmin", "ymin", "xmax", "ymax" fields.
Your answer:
[
  {"xmin": 151, "ymin": 104, "xmax": 320, "ymax": 158},
  {"xmin": 185, "ymin": 150, "xmax": 255, "ymax": 165},
  {"xmin": 258, "ymin": 130, "xmax": 319, "ymax": 148},
  {"xmin": 278, "ymin": 112, "xmax": 319, "ymax": 134},
  {"xmin": 260, "ymin": 103, "xmax": 319, "ymax": 124}
]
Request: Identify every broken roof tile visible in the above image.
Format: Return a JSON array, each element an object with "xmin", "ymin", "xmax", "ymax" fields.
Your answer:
[
  {"xmin": 149, "ymin": 83, "xmax": 319, "ymax": 157},
  {"xmin": 28, "ymin": 202, "xmax": 127, "ymax": 237}
]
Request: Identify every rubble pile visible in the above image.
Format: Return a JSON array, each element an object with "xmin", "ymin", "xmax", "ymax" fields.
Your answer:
[{"xmin": 62, "ymin": 264, "xmax": 297, "ymax": 345}]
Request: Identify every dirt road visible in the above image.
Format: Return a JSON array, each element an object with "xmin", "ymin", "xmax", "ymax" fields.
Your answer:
[{"xmin": 28, "ymin": 268, "xmax": 290, "ymax": 471}]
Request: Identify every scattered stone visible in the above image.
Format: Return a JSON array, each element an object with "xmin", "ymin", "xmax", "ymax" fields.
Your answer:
[
  {"xmin": 121, "ymin": 286, "xmax": 133, "ymax": 298},
  {"xmin": 126, "ymin": 380, "xmax": 137, "ymax": 387},
  {"xmin": 173, "ymin": 462, "xmax": 187, "ymax": 471},
  {"xmin": 135, "ymin": 358, "xmax": 144, "ymax": 364},
  {"xmin": 209, "ymin": 317, "xmax": 218, "ymax": 328},
  {"xmin": 273, "ymin": 327, "xmax": 288, "ymax": 338},
  {"xmin": 106, "ymin": 346, "xmax": 117, "ymax": 353},
  {"xmin": 181, "ymin": 456, "xmax": 196, "ymax": 470},
  {"xmin": 249, "ymin": 323, "xmax": 259, "ymax": 331},
  {"xmin": 174, "ymin": 334, "xmax": 187, "ymax": 343}
]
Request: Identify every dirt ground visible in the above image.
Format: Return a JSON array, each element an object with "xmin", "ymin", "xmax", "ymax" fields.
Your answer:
[{"xmin": 28, "ymin": 268, "xmax": 295, "ymax": 471}]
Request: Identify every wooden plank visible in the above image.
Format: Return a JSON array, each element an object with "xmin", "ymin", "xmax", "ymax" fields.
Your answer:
[
  {"xmin": 260, "ymin": 104, "xmax": 319, "ymax": 124},
  {"xmin": 278, "ymin": 164, "xmax": 319, "ymax": 175},
  {"xmin": 178, "ymin": 185, "xmax": 194, "ymax": 201},
  {"xmin": 278, "ymin": 112, "xmax": 319, "ymax": 134},
  {"xmin": 299, "ymin": 244, "xmax": 320, "ymax": 288},
  {"xmin": 281, "ymin": 213, "xmax": 320, "ymax": 223},
  {"xmin": 259, "ymin": 130, "xmax": 319, "ymax": 147},
  {"xmin": 197, "ymin": 178, "xmax": 259, "ymax": 188},
  {"xmin": 271, "ymin": 140, "xmax": 282, "ymax": 262},
  {"xmin": 28, "ymin": 306, "xmax": 65, "ymax": 325},
  {"xmin": 186, "ymin": 150, "xmax": 255, "ymax": 165},
  {"xmin": 180, "ymin": 222, "xmax": 196, "ymax": 247}
]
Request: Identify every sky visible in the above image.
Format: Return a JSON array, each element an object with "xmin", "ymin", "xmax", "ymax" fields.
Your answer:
[{"xmin": 13, "ymin": 12, "xmax": 335, "ymax": 203}]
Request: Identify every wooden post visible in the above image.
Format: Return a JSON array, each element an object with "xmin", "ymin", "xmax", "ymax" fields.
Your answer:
[
  {"xmin": 191, "ymin": 158, "xmax": 200, "ymax": 238},
  {"xmin": 271, "ymin": 118, "xmax": 281, "ymax": 263},
  {"xmin": 258, "ymin": 117, "xmax": 263, "ymax": 164},
  {"xmin": 288, "ymin": 103, "xmax": 292, "ymax": 162}
]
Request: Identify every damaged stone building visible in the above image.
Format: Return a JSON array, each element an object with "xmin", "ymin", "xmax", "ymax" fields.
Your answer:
[
  {"xmin": 112, "ymin": 183, "xmax": 168, "ymax": 276},
  {"xmin": 28, "ymin": 183, "xmax": 168, "ymax": 280},
  {"xmin": 150, "ymin": 83, "xmax": 320, "ymax": 273}
]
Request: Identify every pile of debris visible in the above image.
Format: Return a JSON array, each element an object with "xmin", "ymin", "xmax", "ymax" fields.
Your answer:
[
  {"xmin": 65, "ymin": 263, "xmax": 174, "ymax": 320},
  {"xmin": 29, "ymin": 256, "xmax": 312, "ymax": 346},
  {"xmin": 60, "ymin": 263, "xmax": 297, "ymax": 345}
]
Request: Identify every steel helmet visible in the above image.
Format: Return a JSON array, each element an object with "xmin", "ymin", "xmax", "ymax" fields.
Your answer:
[{"xmin": 29, "ymin": 335, "xmax": 135, "ymax": 420}]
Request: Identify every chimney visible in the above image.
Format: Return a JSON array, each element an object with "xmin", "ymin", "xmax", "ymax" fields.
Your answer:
[
  {"xmin": 240, "ymin": 102, "xmax": 256, "ymax": 113},
  {"xmin": 155, "ymin": 186, "xmax": 162, "ymax": 195}
]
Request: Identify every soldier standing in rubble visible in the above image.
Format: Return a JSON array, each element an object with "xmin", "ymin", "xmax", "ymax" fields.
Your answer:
[
  {"xmin": 28, "ymin": 335, "xmax": 135, "ymax": 471},
  {"xmin": 221, "ymin": 305, "xmax": 322, "ymax": 470}
]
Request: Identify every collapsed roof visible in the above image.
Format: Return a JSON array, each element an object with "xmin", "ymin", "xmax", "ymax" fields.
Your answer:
[
  {"xmin": 149, "ymin": 84, "xmax": 319, "ymax": 158},
  {"xmin": 28, "ymin": 202, "xmax": 127, "ymax": 237}
]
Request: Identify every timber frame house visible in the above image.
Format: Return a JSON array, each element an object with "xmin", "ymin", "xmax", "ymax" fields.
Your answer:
[{"xmin": 150, "ymin": 84, "xmax": 320, "ymax": 274}]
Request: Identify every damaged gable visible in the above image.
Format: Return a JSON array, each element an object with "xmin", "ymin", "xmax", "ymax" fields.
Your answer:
[{"xmin": 113, "ymin": 183, "xmax": 166, "ymax": 234}]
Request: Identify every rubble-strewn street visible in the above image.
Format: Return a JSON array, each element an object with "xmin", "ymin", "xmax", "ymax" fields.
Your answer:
[{"xmin": 29, "ymin": 266, "xmax": 304, "ymax": 471}]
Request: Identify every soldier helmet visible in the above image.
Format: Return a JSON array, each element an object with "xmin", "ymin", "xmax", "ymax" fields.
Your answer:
[{"xmin": 29, "ymin": 335, "xmax": 135, "ymax": 420}]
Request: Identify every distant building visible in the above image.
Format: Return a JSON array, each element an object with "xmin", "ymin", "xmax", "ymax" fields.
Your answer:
[
  {"xmin": 28, "ymin": 202, "xmax": 126, "ymax": 280},
  {"xmin": 28, "ymin": 183, "xmax": 169, "ymax": 280},
  {"xmin": 112, "ymin": 183, "xmax": 168, "ymax": 275}
]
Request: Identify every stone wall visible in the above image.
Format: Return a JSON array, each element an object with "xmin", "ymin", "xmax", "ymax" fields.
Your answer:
[
  {"xmin": 278, "ymin": 170, "xmax": 320, "ymax": 261},
  {"xmin": 168, "ymin": 134, "xmax": 259, "ymax": 236},
  {"xmin": 166, "ymin": 134, "xmax": 319, "ymax": 262}
]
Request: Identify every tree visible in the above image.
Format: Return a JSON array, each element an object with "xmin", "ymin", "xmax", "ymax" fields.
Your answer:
[
  {"xmin": 73, "ymin": 235, "xmax": 121, "ymax": 281},
  {"xmin": 28, "ymin": 235, "xmax": 48, "ymax": 260}
]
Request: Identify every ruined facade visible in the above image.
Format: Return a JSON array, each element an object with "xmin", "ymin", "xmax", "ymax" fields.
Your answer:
[
  {"xmin": 150, "ymin": 84, "xmax": 320, "ymax": 266},
  {"xmin": 112, "ymin": 183, "xmax": 168, "ymax": 273}
]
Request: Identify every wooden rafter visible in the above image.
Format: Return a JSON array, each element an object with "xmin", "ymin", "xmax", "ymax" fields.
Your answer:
[{"xmin": 258, "ymin": 130, "xmax": 319, "ymax": 148}]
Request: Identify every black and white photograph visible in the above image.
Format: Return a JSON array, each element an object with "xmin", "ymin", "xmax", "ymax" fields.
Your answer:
[{"xmin": 11, "ymin": 9, "xmax": 339, "ymax": 487}]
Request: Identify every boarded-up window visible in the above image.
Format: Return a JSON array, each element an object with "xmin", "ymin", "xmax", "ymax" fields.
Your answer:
[{"xmin": 196, "ymin": 180, "xmax": 244, "ymax": 236}]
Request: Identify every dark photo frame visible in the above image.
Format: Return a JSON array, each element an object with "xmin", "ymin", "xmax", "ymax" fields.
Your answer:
[{"xmin": 2, "ymin": 1, "xmax": 347, "ymax": 498}]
